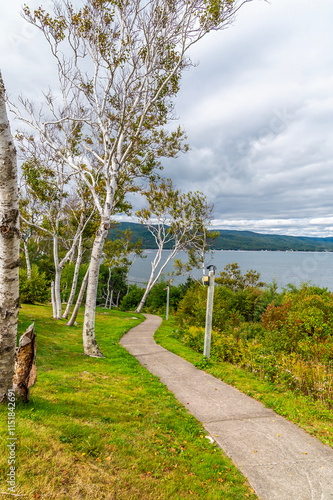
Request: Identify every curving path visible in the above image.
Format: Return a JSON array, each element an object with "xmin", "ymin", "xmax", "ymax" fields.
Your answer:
[{"xmin": 120, "ymin": 314, "xmax": 333, "ymax": 500}]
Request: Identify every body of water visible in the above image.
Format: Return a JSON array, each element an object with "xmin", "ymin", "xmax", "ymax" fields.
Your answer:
[{"xmin": 129, "ymin": 250, "xmax": 333, "ymax": 291}]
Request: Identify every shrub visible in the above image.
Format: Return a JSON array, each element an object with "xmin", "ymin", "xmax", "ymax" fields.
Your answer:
[
  {"xmin": 19, "ymin": 264, "xmax": 49, "ymax": 304},
  {"xmin": 260, "ymin": 284, "xmax": 333, "ymax": 358},
  {"xmin": 180, "ymin": 326, "xmax": 246, "ymax": 365},
  {"xmin": 176, "ymin": 283, "xmax": 263, "ymax": 330},
  {"xmin": 145, "ymin": 279, "xmax": 190, "ymax": 313},
  {"xmin": 145, "ymin": 280, "xmax": 170, "ymax": 312},
  {"xmin": 182, "ymin": 326, "xmax": 205, "ymax": 352},
  {"xmin": 212, "ymin": 333, "xmax": 245, "ymax": 364},
  {"xmin": 176, "ymin": 284, "xmax": 207, "ymax": 327},
  {"xmin": 119, "ymin": 285, "xmax": 144, "ymax": 311},
  {"xmin": 253, "ymin": 279, "xmax": 283, "ymax": 321}
]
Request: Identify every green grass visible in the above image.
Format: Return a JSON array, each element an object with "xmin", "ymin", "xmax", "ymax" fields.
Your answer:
[
  {"xmin": 154, "ymin": 316, "xmax": 333, "ymax": 449},
  {"xmin": 0, "ymin": 305, "xmax": 257, "ymax": 499}
]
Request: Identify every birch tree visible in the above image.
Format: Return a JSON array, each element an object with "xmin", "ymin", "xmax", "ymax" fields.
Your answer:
[
  {"xmin": 66, "ymin": 265, "xmax": 90, "ymax": 326},
  {"xmin": 12, "ymin": 0, "xmax": 252, "ymax": 356},
  {"xmin": 135, "ymin": 179, "xmax": 210, "ymax": 313},
  {"xmin": 62, "ymin": 233, "xmax": 85, "ymax": 319},
  {"xmin": 19, "ymin": 157, "xmax": 91, "ymax": 318},
  {"xmin": 60, "ymin": 187, "xmax": 98, "ymax": 318},
  {"xmin": 0, "ymin": 74, "xmax": 20, "ymax": 402},
  {"xmin": 173, "ymin": 195, "xmax": 219, "ymax": 281}
]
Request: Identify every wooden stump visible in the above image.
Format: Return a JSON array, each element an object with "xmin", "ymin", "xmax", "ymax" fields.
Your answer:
[{"xmin": 13, "ymin": 324, "xmax": 37, "ymax": 402}]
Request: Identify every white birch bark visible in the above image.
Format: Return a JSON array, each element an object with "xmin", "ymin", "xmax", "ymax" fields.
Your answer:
[
  {"xmin": 62, "ymin": 234, "xmax": 83, "ymax": 319},
  {"xmin": 23, "ymin": 238, "xmax": 32, "ymax": 279},
  {"xmin": 53, "ymin": 234, "xmax": 62, "ymax": 319},
  {"xmin": 51, "ymin": 281, "xmax": 56, "ymax": 318},
  {"xmin": 136, "ymin": 245, "xmax": 179, "ymax": 313},
  {"xmin": 67, "ymin": 266, "xmax": 89, "ymax": 327},
  {"xmin": 83, "ymin": 218, "xmax": 110, "ymax": 357},
  {"xmin": 52, "ymin": 212, "xmax": 87, "ymax": 319},
  {"xmin": 54, "ymin": 264, "xmax": 62, "ymax": 317},
  {"xmin": 0, "ymin": 74, "xmax": 20, "ymax": 402}
]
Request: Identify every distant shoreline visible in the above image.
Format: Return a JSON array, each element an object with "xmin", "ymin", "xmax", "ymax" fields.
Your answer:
[
  {"xmin": 142, "ymin": 248, "xmax": 333, "ymax": 253},
  {"xmin": 109, "ymin": 222, "xmax": 333, "ymax": 253}
]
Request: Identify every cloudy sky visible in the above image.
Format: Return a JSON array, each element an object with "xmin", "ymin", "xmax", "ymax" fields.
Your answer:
[{"xmin": 1, "ymin": 0, "xmax": 333, "ymax": 237}]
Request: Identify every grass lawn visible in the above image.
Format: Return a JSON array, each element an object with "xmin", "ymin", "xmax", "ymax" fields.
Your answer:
[
  {"xmin": 154, "ymin": 316, "xmax": 333, "ymax": 449},
  {"xmin": 0, "ymin": 305, "xmax": 258, "ymax": 499}
]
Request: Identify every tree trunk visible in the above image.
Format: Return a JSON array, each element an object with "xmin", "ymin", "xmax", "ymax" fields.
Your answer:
[
  {"xmin": 105, "ymin": 267, "xmax": 112, "ymax": 308},
  {"xmin": 83, "ymin": 220, "xmax": 109, "ymax": 357},
  {"xmin": 67, "ymin": 266, "xmax": 89, "ymax": 327},
  {"xmin": 12, "ymin": 323, "xmax": 37, "ymax": 402},
  {"xmin": 23, "ymin": 238, "xmax": 32, "ymax": 279},
  {"xmin": 51, "ymin": 281, "xmax": 56, "ymax": 318},
  {"xmin": 136, "ymin": 281, "xmax": 152, "ymax": 313},
  {"xmin": 53, "ymin": 235, "xmax": 62, "ymax": 319},
  {"xmin": 135, "ymin": 246, "xmax": 178, "ymax": 313},
  {"xmin": 62, "ymin": 235, "xmax": 83, "ymax": 319},
  {"xmin": 54, "ymin": 266, "xmax": 62, "ymax": 318},
  {"xmin": 0, "ymin": 74, "xmax": 20, "ymax": 403},
  {"xmin": 135, "ymin": 247, "xmax": 161, "ymax": 313}
]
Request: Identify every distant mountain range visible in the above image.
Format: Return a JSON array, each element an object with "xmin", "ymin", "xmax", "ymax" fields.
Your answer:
[{"xmin": 109, "ymin": 222, "xmax": 333, "ymax": 252}]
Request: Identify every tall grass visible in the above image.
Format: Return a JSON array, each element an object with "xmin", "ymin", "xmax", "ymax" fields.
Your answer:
[{"xmin": 174, "ymin": 325, "xmax": 333, "ymax": 407}]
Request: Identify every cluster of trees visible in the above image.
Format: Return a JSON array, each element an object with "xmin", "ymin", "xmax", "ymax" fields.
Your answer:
[{"xmin": 1, "ymin": 0, "xmax": 253, "ymax": 400}]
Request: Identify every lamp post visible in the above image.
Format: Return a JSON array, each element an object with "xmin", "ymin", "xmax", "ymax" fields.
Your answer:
[
  {"xmin": 203, "ymin": 265, "xmax": 216, "ymax": 359},
  {"xmin": 166, "ymin": 285, "xmax": 169, "ymax": 320},
  {"xmin": 163, "ymin": 282, "xmax": 171, "ymax": 320}
]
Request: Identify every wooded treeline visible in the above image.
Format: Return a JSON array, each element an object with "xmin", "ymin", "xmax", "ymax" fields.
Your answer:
[{"xmin": 110, "ymin": 222, "xmax": 333, "ymax": 252}]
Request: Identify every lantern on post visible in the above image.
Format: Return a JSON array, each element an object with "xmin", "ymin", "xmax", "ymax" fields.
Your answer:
[{"xmin": 203, "ymin": 275, "xmax": 210, "ymax": 286}]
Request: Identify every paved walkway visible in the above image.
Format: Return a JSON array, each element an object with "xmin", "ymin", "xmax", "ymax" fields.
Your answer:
[{"xmin": 120, "ymin": 314, "xmax": 333, "ymax": 500}]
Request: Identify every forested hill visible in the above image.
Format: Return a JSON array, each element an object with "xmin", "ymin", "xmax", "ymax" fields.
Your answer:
[{"xmin": 108, "ymin": 222, "xmax": 333, "ymax": 252}]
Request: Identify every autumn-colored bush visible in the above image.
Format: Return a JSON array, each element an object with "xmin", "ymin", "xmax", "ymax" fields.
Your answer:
[
  {"xmin": 180, "ymin": 325, "xmax": 246, "ymax": 364},
  {"xmin": 178, "ymin": 326, "xmax": 333, "ymax": 406},
  {"xmin": 260, "ymin": 284, "xmax": 333, "ymax": 360},
  {"xmin": 176, "ymin": 278, "xmax": 333, "ymax": 406}
]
